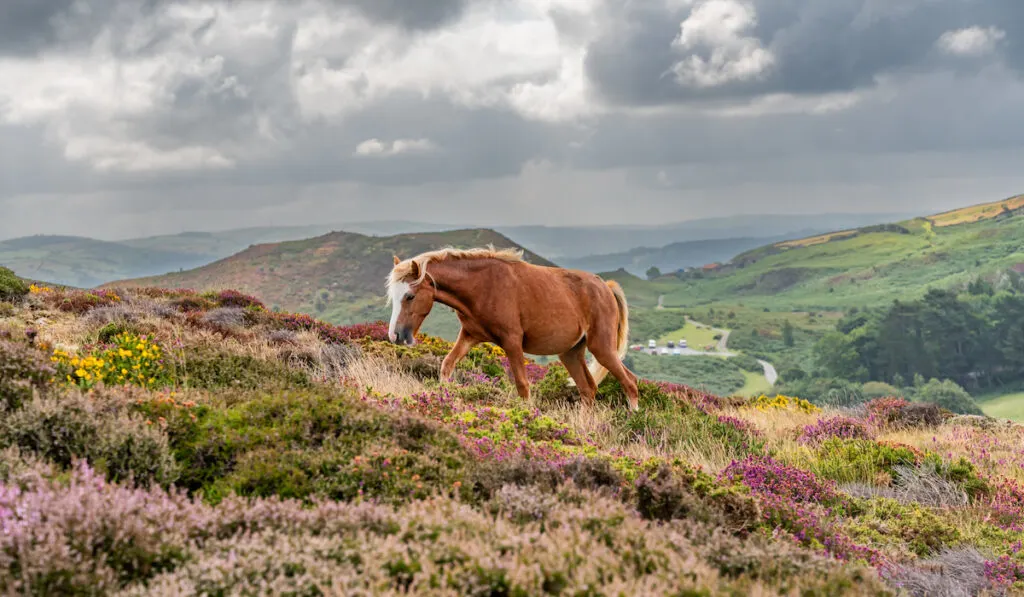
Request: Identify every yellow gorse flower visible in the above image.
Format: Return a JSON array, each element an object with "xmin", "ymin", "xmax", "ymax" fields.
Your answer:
[
  {"xmin": 745, "ymin": 393, "xmax": 819, "ymax": 414},
  {"xmin": 51, "ymin": 332, "xmax": 168, "ymax": 390}
]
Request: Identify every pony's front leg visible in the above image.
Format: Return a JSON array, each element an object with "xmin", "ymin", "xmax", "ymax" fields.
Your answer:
[
  {"xmin": 440, "ymin": 330, "xmax": 477, "ymax": 382},
  {"xmin": 502, "ymin": 343, "xmax": 531, "ymax": 400}
]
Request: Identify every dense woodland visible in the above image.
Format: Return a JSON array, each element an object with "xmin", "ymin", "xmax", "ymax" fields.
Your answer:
[{"xmin": 813, "ymin": 283, "xmax": 1024, "ymax": 394}]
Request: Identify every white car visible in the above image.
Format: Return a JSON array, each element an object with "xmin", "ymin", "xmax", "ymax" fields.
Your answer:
[
  {"xmin": 679, "ymin": 339, "xmax": 687, "ymax": 348},
  {"xmin": 672, "ymin": 348, "xmax": 681, "ymax": 355},
  {"xmin": 648, "ymin": 339, "xmax": 657, "ymax": 349}
]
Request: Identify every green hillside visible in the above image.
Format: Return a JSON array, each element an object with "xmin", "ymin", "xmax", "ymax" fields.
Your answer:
[{"xmin": 647, "ymin": 195, "xmax": 1024, "ymax": 311}]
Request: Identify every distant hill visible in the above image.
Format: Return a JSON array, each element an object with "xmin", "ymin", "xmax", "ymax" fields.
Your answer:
[
  {"xmin": 0, "ymin": 222, "xmax": 454, "ymax": 289},
  {"xmin": 648, "ymin": 194, "xmax": 1024, "ymax": 311},
  {"xmin": 0, "ymin": 235, "xmax": 211, "ymax": 288},
  {"xmin": 495, "ymin": 212, "xmax": 917, "ymax": 260},
  {"xmin": 106, "ymin": 228, "xmax": 554, "ymax": 337},
  {"xmin": 559, "ymin": 232, "xmax": 821, "ymax": 277}
]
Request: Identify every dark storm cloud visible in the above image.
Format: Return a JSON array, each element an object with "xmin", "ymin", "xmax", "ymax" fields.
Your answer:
[
  {"xmin": 0, "ymin": 0, "xmax": 470, "ymax": 58},
  {"xmin": 337, "ymin": 0, "xmax": 470, "ymax": 31},
  {"xmin": 584, "ymin": 0, "xmax": 1020, "ymax": 106}
]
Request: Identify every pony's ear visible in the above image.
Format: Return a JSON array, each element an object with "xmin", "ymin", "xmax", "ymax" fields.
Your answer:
[
  {"xmin": 409, "ymin": 260, "xmax": 421, "ymax": 279},
  {"xmin": 393, "ymin": 255, "xmax": 400, "ymax": 265}
]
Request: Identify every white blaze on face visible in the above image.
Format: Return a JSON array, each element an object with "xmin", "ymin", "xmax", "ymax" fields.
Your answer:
[{"xmin": 388, "ymin": 281, "xmax": 410, "ymax": 341}]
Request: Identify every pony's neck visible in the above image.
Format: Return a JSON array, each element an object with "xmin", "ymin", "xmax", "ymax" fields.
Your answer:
[{"xmin": 425, "ymin": 259, "xmax": 479, "ymax": 317}]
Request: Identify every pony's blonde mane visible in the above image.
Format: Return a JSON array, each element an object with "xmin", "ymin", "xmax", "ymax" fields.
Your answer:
[{"xmin": 385, "ymin": 244, "xmax": 524, "ymax": 301}]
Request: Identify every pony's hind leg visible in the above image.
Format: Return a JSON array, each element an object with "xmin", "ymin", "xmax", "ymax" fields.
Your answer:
[
  {"xmin": 558, "ymin": 343, "xmax": 597, "ymax": 407},
  {"xmin": 587, "ymin": 342, "xmax": 640, "ymax": 411}
]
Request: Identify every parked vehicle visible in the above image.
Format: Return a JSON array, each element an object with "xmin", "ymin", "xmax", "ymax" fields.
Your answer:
[
  {"xmin": 648, "ymin": 339, "xmax": 657, "ymax": 349},
  {"xmin": 667, "ymin": 341, "xmax": 675, "ymax": 348},
  {"xmin": 680, "ymin": 339, "xmax": 687, "ymax": 348}
]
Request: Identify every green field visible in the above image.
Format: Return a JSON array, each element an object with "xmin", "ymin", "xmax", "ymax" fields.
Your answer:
[
  {"xmin": 977, "ymin": 391, "xmax": 1024, "ymax": 422},
  {"xmin": 655, "ymin": 318, "xmax": 722, "ymax": 350},
  {"xmin": 737, "ymin": 370, "xmax": 773, "ymax": 397}
]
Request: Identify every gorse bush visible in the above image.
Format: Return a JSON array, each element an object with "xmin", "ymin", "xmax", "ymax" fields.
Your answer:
[
  {"xmin": 0, "ymin": 266, "xmax": 29, "ymax": 301},
  {"xmin": 51, "ymin": 332, "xmax": 170, "ymax": 390}
]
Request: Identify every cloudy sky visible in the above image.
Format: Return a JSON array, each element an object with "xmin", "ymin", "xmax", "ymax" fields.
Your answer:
[{"xmin": 2, "ymin": 0, "xmax": 1023, "ymax": 240}]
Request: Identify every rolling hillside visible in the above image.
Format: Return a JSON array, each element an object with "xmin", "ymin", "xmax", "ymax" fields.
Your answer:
[
  {"xmin": 643, "ymin": 195, "xmax": 1024, "ymax": 311},
  {"xmin": 107, "ymin": 228, "xmax": 554, "ymax": 337}
]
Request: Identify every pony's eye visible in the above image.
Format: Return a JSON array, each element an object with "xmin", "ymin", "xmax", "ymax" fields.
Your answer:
[{"xmin": 404, "ymin": 293, "xmax": 415, "ymax": 302}]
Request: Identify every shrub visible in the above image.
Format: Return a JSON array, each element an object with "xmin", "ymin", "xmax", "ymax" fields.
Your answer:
[
  {"xmin": 844, "ymin": 498, "xmax": 961, "ymax": 557},
  {"xmin": 0, "ymin": 266, "xmax": 28, "ymax": 301},
  {"xmin": 0, "ymin": 393, "xmax": 179, "ymax": 487},
  {"xmin": 167, "ymin": 388, "xmax": 468, "ymax": 504},
  {"xmin": 797, "ymin": 416, "xmax": 873, "ymax": 445},
  {"xmin": 209, "ymin": 289, "xmax": 265, "ymax": 310},
  {"xmin": 634, "ymin": 463, "xmax": 761, "ymax": 532},
  {"xmin": 914, "ymin": 378, "xmax": 984, "ymax": 416},
  {"xmin": 806, "ymin": 438, "xmax": 921, "ymax": 486},
  {"xmin": 51, "ymin": 289, "xmax": 124, "ymax": 314},
  {"xmin": 176, "ymin": 347, "xmax": 310, "ymax": 390},
  {"xmin": 532, "ymin": 362, "xmax": 578, "ymax": 406},
  {"xmin": 866, "ymin": 397, "xmax": 944, "ymax": 430},
  {"xmin": 0, "ymin": 335, "xmax": 56, "ymax": 410}
]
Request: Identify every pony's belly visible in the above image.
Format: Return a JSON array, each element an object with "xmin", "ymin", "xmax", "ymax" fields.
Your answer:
[{"xmin": 522, "ymin": 331, "xmax": 584, "ymax": 356}]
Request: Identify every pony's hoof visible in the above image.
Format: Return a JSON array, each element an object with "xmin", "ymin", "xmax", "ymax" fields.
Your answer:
[{"xmin": 566, "ymin": 378, "xmax": 577, "ymax": 387}]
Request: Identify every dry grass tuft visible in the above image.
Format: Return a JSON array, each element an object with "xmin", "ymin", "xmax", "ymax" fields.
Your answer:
[{"xmin": 343, "ymin": 355, "xmax": 428, "ymax": 398}]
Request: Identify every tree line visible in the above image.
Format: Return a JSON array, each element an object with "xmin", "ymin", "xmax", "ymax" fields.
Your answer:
[{"xmin": 814, "ymin": 284, "xmax": 1024, "ymax": 393}]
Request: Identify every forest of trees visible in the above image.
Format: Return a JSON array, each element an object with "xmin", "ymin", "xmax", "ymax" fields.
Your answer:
[{"xmin": 813, "ymin": 285, "xmax": 1024, "ymax": 393}]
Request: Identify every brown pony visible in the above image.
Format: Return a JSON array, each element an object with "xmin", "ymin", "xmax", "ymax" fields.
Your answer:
[{"xmin": 386, "ymin": 245, "xmax": 640, "ymax": 410}]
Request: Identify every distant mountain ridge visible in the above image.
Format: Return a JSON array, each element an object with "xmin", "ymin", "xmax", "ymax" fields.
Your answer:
[
  {"xmin": 558, "ymin": 231, "xmax": 825, "ymax": 277},
  {"xmin": 0, "ymin": 212, "xmax": 916, "ymax": 288}
]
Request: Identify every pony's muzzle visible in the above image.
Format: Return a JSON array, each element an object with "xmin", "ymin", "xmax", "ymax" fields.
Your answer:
[{"xmin": 392, "ymin": 327, "xmax": 415, "ymax": 346}]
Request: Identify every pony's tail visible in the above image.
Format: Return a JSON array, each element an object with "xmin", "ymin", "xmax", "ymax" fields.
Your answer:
[{"xmin": 588, "ymin": 280, "xmax": 630, "ymax": 386}]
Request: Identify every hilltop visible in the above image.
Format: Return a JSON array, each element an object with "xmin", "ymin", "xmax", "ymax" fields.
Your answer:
[
  {"xmin": 106, "ymin": 228, "xmax": 554, "ymax": 336},
  {"xmin": 1, "ymin": 280, "xmax": 1022, "ymax": 595}
]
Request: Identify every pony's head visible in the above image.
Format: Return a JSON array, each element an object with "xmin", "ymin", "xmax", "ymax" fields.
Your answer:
[{"xmin": 386, "ymin": 255, "xmax": 435, "ymax": 345}]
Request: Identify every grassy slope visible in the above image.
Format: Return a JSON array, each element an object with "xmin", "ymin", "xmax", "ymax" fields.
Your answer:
[{"xmin": 653, "ymin": 196, "xmax": 1024, "ymax": 312}]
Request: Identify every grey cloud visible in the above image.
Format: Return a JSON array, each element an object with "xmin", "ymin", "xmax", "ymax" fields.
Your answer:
[{"xmin": 584, "ymin": 0, "xmax": 1021, "ymax": 106}]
